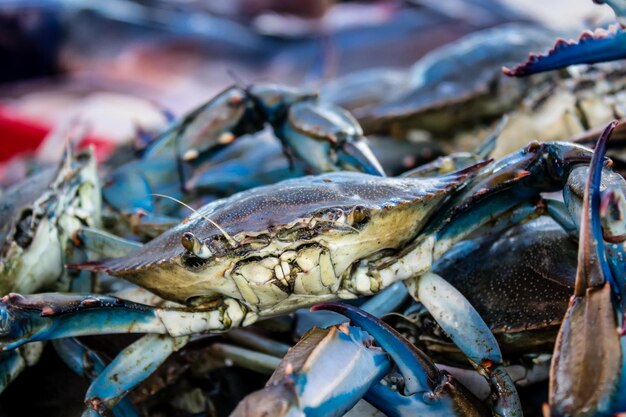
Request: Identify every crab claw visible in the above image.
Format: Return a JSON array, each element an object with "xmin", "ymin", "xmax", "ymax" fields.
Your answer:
[
  {"xmin": 426, "ymin": 141, "xmax": 595, "ymax": 251},
  {"xmin": 230, "ymin": 324, "xmax": 391, "ymax": 417},
  {"xmin": 280, "ymin": 100, "xmax": 386, "ymax": 177},
  {"xmin": 313, "ymin": 303, "xmax": 489, "ymax": 417},
  {"xmin": 548, "ymin": 121, "xmax": 626, "ymax": 416},
  {"xmin": 335, "ymin": 139, "xmax": 386, "ymax": 176},
  {"xmin": 0, "ymin": 293, "xmax": 164, "ymax": 351},
  {"xmin": 503, "ymin": 25, "xmax": 626, "ymax": 77}
]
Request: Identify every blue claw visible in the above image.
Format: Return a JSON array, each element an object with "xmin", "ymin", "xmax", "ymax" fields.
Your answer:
[
  {"xmin": 504, "ymin": 26, "xmax": 626, "ymax": 76},
  {"xmin": 230, "ymin": 324, "xmax": 391, "ymax": 417},
  {"xmin": 423, "ymin": 142, "xmax": 595, "ymax": 252},
  {"xmin": 585, "ymin": 122, "xmax": 617, "ymax": 289},
  {"xmin": 312, "ymin": 303, "xmax": 438, "ymax": 395},
  {"xmin": 312, "ymin": 303, "xmax": 490, "ymax": 417},
  {"xmin": 548, "ymin": 121, "xmax": 626, "ymax": 416},
  {"xmin": 0, "ymin": 293, "xmax": 164, "ymax": 350},
  {"xmin": 364, "ymin": 379, "xmax": 484, "ymax": 417}
]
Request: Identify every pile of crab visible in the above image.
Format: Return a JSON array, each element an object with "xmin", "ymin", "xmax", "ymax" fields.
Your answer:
[{"xmin": 2, "ymin": 1, "xmax": 626, "ymax": 416}]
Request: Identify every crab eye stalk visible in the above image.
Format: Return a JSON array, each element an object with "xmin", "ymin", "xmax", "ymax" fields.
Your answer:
[{"xmin": 181, "ymin": 232, "xmax": 211, "ymax": 259}]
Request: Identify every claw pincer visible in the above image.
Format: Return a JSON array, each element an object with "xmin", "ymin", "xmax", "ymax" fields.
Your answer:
[
  {"xmin": 230, "ymin": 320, "xmax": 391, "ymax": 417},
  {"xmin": 232, "ymin": 303, "xmax": 489, "ymax": 417},
  {"xmin": 314, "ymin": 303, "xmax": 490, "ymax": 417},
  {"xmin": 548, "ymin": 121, "xmax": 626, "ymax": 416}
]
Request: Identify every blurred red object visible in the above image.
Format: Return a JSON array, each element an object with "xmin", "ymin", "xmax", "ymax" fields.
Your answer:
[
  {"xmin": 0, "ymin": 104, "xmax": 115, "ymax": 163},
  {"xmin": 0, "ymin": 104, "xmax": 48, "ymax": 162}
]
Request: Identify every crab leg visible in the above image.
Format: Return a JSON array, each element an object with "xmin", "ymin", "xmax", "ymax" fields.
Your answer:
[
  {"xmin": 403, "ymin": 273, "xmax": 521, "ymax": 417},
  {"xmin": 207, "ymin": 342, "xmax": 282, "ymax": 374},
  {"xmin": 503, "ymin": 26, "xmax": 626, "ymax": 77},
  {"xmin": 76, "ymin": 227, "xmax": 143, "ymax": 258},
  {"xmin": 80, "ymin": 335, "xmax": 188, "ymax": 417},
  {"xmin": 544, "ymin": 199, "xmax": 578, "ymax": 235},
  {"xmin": 0, "ymin": 344, "xmax": 42, "ymax": 394},
  {"xmin": 294, "ymin": 281, "xmax": 410, "ymax": 337},
  {"xmin": 313, "ymin": 303, "xmax": 490, "ymax": 417},
  {"xmin": 0, "ymin": 351, "xmax": 24, "ymax": 394},
  {"xmin": 0, "ymin": 293, "xmax": 248, "ymax": 351},
  {"xmin": 63, "ymin": 333, "xmax": 284, "ymax": 417},
  {"xmin": 52, "ymin": 338, "xmax": 139, "ymax": 417},
  {"xmin": 225, "ymin": 328, "xmax": 291, "ymax": 357}
]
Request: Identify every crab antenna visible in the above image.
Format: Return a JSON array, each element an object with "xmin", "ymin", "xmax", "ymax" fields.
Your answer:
[
  {"xmin": 63, "ymin": 131, "xmax": 73, "ymax": 169},
  {"xmin": 226, "ymin": 68, "xmax": 252, "ymax": 92},
  {"xmin": 150, "ymin": 193, "xmax": 239, "ymax": 248},
  {"xmin": 60, "ymin": 121, "xmax": 85, "ymax": 172}
]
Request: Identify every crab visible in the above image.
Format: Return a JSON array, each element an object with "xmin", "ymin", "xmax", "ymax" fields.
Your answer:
[
  {"xmin": 320, "ymin": 23, "xmax": 556, "ymax": 140},
  {"xmin": 0, "ymin": 149, "xmax": 101, "ymax": 392},
  {"xmin": 103, "ymin": 83, "xmax": 385, "ymax": 237},
  {"xmin": 320, "ymin": 14, "xmax": 626, "ymax": 166},
  {"xmin": 224, "ymin": 122, "xmax": 626, "ymax": 417}
]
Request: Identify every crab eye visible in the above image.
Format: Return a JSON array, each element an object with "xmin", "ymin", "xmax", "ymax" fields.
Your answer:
[
  {"xmin": 349, "ymin": 205, "xmax": 369, "ymax": 226},
  {"xmin": 181, "ymin": 232, "xmax": 197, "ymax": 252}
]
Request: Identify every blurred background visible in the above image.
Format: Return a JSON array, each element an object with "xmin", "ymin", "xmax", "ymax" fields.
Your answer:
[{"xmin": 0, "ymin": 0, "xmax": 614, "ymax": 170}]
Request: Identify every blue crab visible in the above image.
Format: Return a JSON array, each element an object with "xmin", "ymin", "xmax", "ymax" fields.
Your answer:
[
  {"xmin": 0, "ymin": 149, "xmax": 101, "ymax": 392},
  {"xmin": 320, "ymin": 23, "xmax": 556, "ymax": 139},
  {"xmin": 0, "ymin": 134, "xmax": 619, "ymax": 416},
  {"xmin": 103, "ymin": 83, "xmax": 385, "ymax": 237},
  {"xmin": 319, "ymin": 16, "xmax": 626, "ymax": 163}
]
